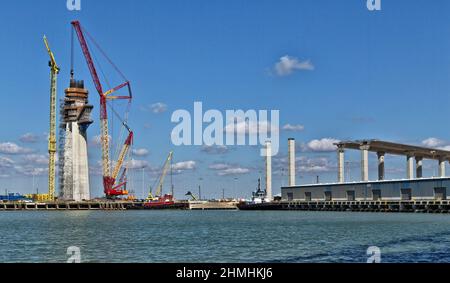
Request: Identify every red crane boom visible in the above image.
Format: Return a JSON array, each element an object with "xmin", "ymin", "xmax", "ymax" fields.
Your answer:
[{"xmin": 71, "ymin": 20, "xmax": 133, "ymax": 198}]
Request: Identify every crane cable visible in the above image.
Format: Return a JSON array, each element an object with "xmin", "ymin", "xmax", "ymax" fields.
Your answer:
[
  {"xmin": 79, "ymin": 26, "xmax": 133, "ymax": 173},
  {"xmin": 82, "ymin": 26, "xmax": 129, "ymax": 83}
]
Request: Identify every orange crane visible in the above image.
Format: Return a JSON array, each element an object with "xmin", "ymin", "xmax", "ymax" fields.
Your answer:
[{"xmin": 71, "ymin": 20, "xmax": 133, "ymax": 198}]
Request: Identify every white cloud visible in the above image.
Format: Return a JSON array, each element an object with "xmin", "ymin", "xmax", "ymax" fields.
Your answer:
[
  {"xmin": 125, "ymin": 159, "xmax": 149, "ymax": 169},
  {"xmin": 0, "ymin": 156, "xmax": 15, "ymax": 168},
  {"xmin": 218, "ymin": 168, "xmax": 250, "ymax": 176},
  {"xmin": 140, "ymin": 103, "xmax": 168, "ymax": 114},
  {"xmin": 201, "ymin": 145, "xmax": 230, "ymax": 155},
  {"xmin": 0, "ymin": 155, "xmax": 49, "ymax": 177},
  {"xmin": 20, "ymin": 133, "xmax": 40, "ymax": 143},
  {"xmin": 0, "ymin": 142, "xmax": 34, "ymax": 155},
  {"xmin": 90, "ymin": 135, "xmax": 112, "ymax": 147},
  {"xmin": 422, "ymin": 138, "xmax": 446, "ymax": 148},
  {"xmin": 303, "ymin": 138, "xmax": 340, "ymax": 152},
  {"xmin": 28, "ymin": 167, "xmax": 48, "ymax": 176},
  {"xmin": 298, "ymin": 157, "xmax": 334, "ymax": 173},
  {"xmin": 420, "ymin": 138, "xmax": 450, "ymax": 151},
  {"xmin": 89, "ymin": 160, "xmax": 107, "ymax": 176},
  {"xmin": 274, "ymin": 55, "xmax": 314, "ymax": 76},
  {"xmin": 23, "ymin": 154, "xmax": 48, "ymax": 166},
  {"xmin": 132, "ymin": 148, "xmax": 150, "ymax": 157},
  {"xmin": 208, "ymin": 163, "xmax": 231, "ymax": 170},
  {"xmin": 224, "ymin": 120, "xmax": 277, "ymax": 135},
  {"xmin": 282, "ymin": 124, "xmax": 305, "ymax": 132},
  {"xmin": 172, "ymin": 161, "xmax": 196, "ymax": 171},
  {"xmin": 0, "ymin": 157, "xmax": 13, "ymax": 178},
  {"xmin": 151, "ymin": 103, "xmax": 168, "ymax": 113},
  {"xmin": 208, "ymin": 163, "xmax": 251, "ymax": 176},
  {"xmin": 273, "ymin": 155, "xmax": 334, "ymax": 174},
  {"xmin": 14, "ymin": 165, "xmax": 48, "ymax": 176},
  {"xmin": 169, "ymin": 161, "xmax": 196, "ymax": 175}
]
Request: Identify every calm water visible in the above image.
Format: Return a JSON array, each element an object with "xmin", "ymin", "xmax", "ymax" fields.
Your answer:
[{"xmin": 0, "ymin": 210, "xmax": 450, "ymax": 263}]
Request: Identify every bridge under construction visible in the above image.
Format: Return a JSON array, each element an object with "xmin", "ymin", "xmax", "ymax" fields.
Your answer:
[{"xmin": 281, "ymin": 139, "xmax": 450, "ymax": 202}]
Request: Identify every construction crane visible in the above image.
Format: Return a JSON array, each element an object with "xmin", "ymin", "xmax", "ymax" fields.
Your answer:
[
  {"xmin": 44, "ymin": 35, "xmax": 59, "ymax": 202},
  {"xmin": 185, "ymin": 191, "xmax": 198, "ymax": 201},
  {"xmin": 71, "ymin": 20, "xmax": 133, "ymax": 198},
  {"xmin": 147, "ymin": 152, "xmax": 174, "ymax": 201}
]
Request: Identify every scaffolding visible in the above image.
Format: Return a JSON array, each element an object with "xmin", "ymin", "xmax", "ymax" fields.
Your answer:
[{"xmin": 58, "ymin": 98, "xmax": 66, "ymax": 198}]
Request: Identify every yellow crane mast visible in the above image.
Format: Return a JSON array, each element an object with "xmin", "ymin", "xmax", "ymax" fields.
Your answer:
[
  {"xmin": 147, "ymin": 151, "xmax": 174, "ymax": 201},
  {"xmin": 44, "ymin": 36, "xmax": 59, "ymax": 201}
]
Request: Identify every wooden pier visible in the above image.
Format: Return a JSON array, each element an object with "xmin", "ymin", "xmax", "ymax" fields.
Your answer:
[{"xmin": 238, "ymin": 200, "xmax": 450, "ymax": 213}]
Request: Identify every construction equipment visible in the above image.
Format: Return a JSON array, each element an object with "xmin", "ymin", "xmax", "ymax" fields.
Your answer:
[
  {"xmin": 44, "ymin": 36, "xmax": 60, "ymax": 202},
  {"xmin": 24, "ymin": 194, "xmax": 52, "ymax": 202},
  {"xmin": 185, "ymin": 191, "xmax": 198, "ymax": 201},
  {"xmin": 147, "ymin": 152, "xmax": 174, "ymax": 201},
  {"xmin": 71, "ymin": 21, "xmax": 133, "ymax": 198}
]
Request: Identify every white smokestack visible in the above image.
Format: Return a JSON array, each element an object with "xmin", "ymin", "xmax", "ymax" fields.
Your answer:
[
  {"xmin": 288, "ymin": 138, "xmax": 296, "ymax": 187},
  {"xmin": 265, "ymin": 141, "xmax": 272, "ymax": 201}
]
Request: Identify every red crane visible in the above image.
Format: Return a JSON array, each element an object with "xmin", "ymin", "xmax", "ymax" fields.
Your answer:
[{"xmin": 71, "ymin": 20, "xmax": 133, "ymax": 198}]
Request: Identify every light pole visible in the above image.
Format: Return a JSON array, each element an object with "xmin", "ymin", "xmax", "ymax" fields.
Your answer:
[
  {"xmin": 142, "ymin": 167, "xmax": 145, "ymax": 200},
  {"xmin": 234, "ymin": 177, "xmax": 238, "ymax": 199},
  {"xmin": 431, "ymin": 150, "xmax": 436, "ymax": 177},
  {"xmin": 198, "ymin": 177, "xmax": 203, "ymax": 200},
  {"xmin": 345, "ymin": 161, "xmax": 357, "ymax": 182},
  {"xmin": 32, "ymin": 174, "xmax": 36, "ymax": 194}
]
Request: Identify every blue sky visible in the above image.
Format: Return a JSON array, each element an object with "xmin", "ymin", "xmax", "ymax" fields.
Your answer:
[{"xmin": 1, "ymin": 0, "xmax": 450, "ymax": 199}]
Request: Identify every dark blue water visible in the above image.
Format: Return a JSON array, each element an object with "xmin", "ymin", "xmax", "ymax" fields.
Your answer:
[{"xmin": 0, "ymin": 211, "xmax": 449, "ymax": 263}]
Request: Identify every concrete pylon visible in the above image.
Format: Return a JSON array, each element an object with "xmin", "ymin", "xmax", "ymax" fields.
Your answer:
[
  {"xmin": 406, "ymin": 154, "xmax": 414, "ymax": 180},
  {"xmin": 61, "ymin": 79, "xmax": 93, "ymax": 201},
  {"xmin": 377, "ymin": 152, "xmax": 385, "ymax": 181},
  {"xmin": 288, "ymin": 138, "xmax": 296, "ymax": 187},
  {"xmin": 439, "ymin": 158, "xmax": 446, "ymax": 178},
  {"xmin": 265, "ymin": 141, "xmax": 272, "ymax": 201},
  {"xmin": 360, "ymin": 145, "xmax": 370, "ymax": 182},
  {"xmin": 337, "ymin": 147, "xmax": 345, "ymax": 183},
  {"xmin": 416, "ymin": 157, "xmax": 423, "ymax": 179}
]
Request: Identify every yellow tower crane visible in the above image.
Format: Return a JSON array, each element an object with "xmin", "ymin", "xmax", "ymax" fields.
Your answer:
[
  {"xmin": 44, "ymin": 36, "xmax": 59, "ymax": 202},
  {"xmin": 147, "ymin": 151, "xmax": 174, "ymax": 201}
]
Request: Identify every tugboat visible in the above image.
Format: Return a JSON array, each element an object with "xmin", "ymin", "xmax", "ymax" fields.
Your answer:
[
  {"xmin": 143, "ymin": 194, "xmax": 176, "ymax": 208},
  {"xmin": 251, "ymin": 178, "xmax": 270, "ymax": 204},
  {"xmin": 237, "ymin": 178, "xmax": 272, "ymax": 210}
]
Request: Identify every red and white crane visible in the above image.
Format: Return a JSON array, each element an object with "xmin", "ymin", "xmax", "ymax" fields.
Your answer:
[{"xmin": 71, "ymin": 20, "xmax": 133, "ymax": 198}]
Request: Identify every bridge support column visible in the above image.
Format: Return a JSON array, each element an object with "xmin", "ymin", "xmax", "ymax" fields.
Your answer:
[
  {"xmin": 407, "ymin": 154, "xmax": 414, "ymax": 179},
  {"xmin": 360, "ymin": 145, "xmax": 370, "ymax": 182},
  {"xmin": 377, "ymin": 152, "xmax": 385, "ymax": 181},
  {"xmin": 416, "ymin": 157, "xmax": 423, "ymax": 179},
  {"xmin": 338, "ymin": 147, "xmax": 345, "ymax": 183},
  {"xmin": 439, "ymin": 158, "xmax": 446, "ymax": 177}
]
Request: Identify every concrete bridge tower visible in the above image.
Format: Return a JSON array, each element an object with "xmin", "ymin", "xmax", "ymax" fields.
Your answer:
[{"xmin": 60, "ymin": 79, "xmax": 93, "ymax": 201}]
